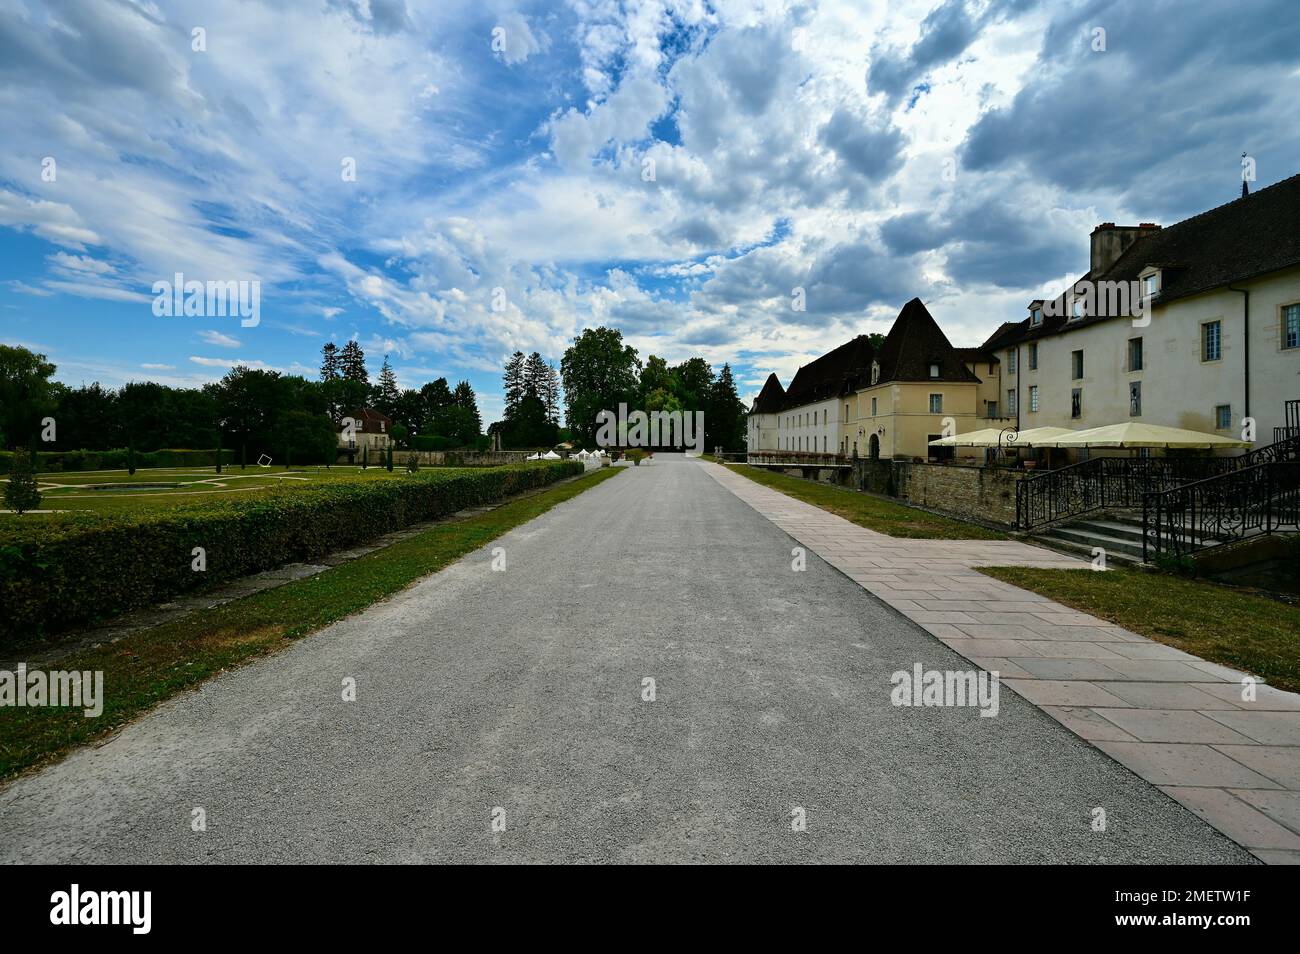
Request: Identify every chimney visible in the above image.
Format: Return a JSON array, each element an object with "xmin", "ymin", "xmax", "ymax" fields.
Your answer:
[{"xmin": 1090, "ymin": 222, "xmax": 1161, "ymax": 275}]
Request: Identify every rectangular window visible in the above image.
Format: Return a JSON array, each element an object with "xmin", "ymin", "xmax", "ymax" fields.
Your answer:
[
  {"xmin": 1007, "ymin": 349, "xmax": 1017, "ymax": 374},
  {"xmin": 1007, "ymin": 389, "xmax": 1017, "ymax": 415},
  {"xmin": 1284, "ymin": 304, "xmax": 1300, "ymax": 349},
  {"xmin": 1028, "ymin": 342, "xmax": 1038, "ymax": 370},
  {"xmin": 1128, "ymin": 337, "xmax": 1143, "ymax": 371},
  {"xmin": 986, "ymin": 400, "xmax": 999, "ymax": 418},
  {"xmin": 871, "ymin": 397, "xmax": 877, "ymax": 416},
  {"xmin": 1029, "ymin": 385, "xmax": 1039, "ymax": 412},
  {"xmin": 844, "ymin": 402, "xmax": 849, "ymax": 421},
  {"xmin": 929, "ymin": 393, "xmax": 943, "ymax": 413},
  {"xmin": 823, "ymin": 409, "xmax": 827, "ymax": 425},
  {"xmin": 1216, "ymin": 404, "xmax": 1232, "ymax": 430},
  {"xmin": 1129, "ymin": 381, "xmax": 1142, "ymax": 416},
  {"xmin": 823, "ymin": 436, "xmax": 827, "ymax": 452},
  {"xmin": 929, "ymin": 363, "xmax": 940, "ymax": 378},
  {"xmin": 988, "ymin": 362, "xmax": 995, "ymax": 376},
  {"xmin": 1071, "ymin": 350, "xmax": 1084, "ymax": 379},
  {"xmin": 1142, "ymin": 273, "xmax": 1158, "ymax": 299},
  {"xmin": 1071, "ymin": 388, "xmax": 1082, "ymax": 419},
  {"xmin": 1203, "ymin": 320, "xmax": 1222, "ymax": 361}
]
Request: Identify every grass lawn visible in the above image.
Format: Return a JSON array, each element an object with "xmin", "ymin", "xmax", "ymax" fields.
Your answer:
[
  {"xmin": 718, "ymin": 462, "xmax": 1004, "ymax": 540},
  {"xmin": 0, "ymin": 466, "xmax": 622, "ymax": 780},
  {"xmin": 22, "ymin": 464, "xmax": 433, "ymax": 515},
  {"xmin": 979, "ymin": 565, "xmax": 1300, "ymax": 693}
]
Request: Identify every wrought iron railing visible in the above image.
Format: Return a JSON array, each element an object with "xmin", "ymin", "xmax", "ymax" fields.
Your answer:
[
  {"xmin": 1017, "ymin": 430, "xmax": 1300, "ymax": 531},
  {"xmin": 1143, "ymin": 461, "xmax": 1300, "ymax": 560},
  {"xmin": 1014, "ymin": 456, "xmax": 1239, "ymax": 529}
]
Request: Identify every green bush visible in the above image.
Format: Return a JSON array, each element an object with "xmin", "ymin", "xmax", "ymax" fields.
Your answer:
[
  {"xmin": 0, "ymin": 448, "xmax": 235, "ymax": 473},
  {"xmin": 0, "ymin": 461, "xmax": 582, "ymax": 644}
]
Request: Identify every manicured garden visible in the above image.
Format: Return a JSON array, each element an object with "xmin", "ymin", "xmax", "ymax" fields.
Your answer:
[{"xmin": 1, "ymin": 460, "xmax": 583, "ymax": 643}]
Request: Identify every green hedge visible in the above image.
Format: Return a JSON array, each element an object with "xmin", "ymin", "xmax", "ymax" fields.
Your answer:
[
  {"xmin": 0, "ymin": 461, "xmax": 582, "ymax": 644},
  {"xmin": 0, "ymin": 448, "xmax": 234, "ymax": 473}
]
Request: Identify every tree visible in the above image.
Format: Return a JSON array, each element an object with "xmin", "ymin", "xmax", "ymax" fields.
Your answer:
[
  {"xmin": 707, "ymin": 363, "xmax": 747, "ymax": 452},
  {"xmin": 503, "ymin": 351, "xmax": 526, "ymax": 418},
  {"xmin": 4, "ymin": 448, "xmax": 41, "ymax": 513},
  {"xmin": 559, "ymin": 327, "xmax": 641, "ymax": 446},
  {"xmin": 524, "ymin": 352, "xmax": 560, "ymax": 425},
  {"xmin": 671, "ymin": 357, "xmax": 715, "ymax": 411},
  {"xmin": 320, "ymin": 342, "xmax": 341, "ymax": 381},
  {"xmin": 0, "ymin": 345, "xmax": 58, "ymax": 450},
  {"xmin": 501, "ymin": 394, "xmax": 557, "ymax": 449},
  {"xmin": 339, "ymin": 340, "xmax": 368, "ymax": 383},
  {"xmin": 373, "ymin": 356, "xmax": 400, "ymax": 415},
  {"xmin": 452, "ymin": 381, "xmax": 483, "ymax": 438}
]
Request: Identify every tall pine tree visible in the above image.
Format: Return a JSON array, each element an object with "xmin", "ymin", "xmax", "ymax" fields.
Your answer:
[
  {"xmin": 374, "ymin": 356, "xmax": 400, "ymax": 415},
  {"xmin": 339, "ymin": 340, "xmax": 368, "ymax": 384},
  {"xmin": 320, "ymin": 342, "xmax": 341, "ymax": 381},
  {"xmin": 502, "ymin": 351, "xmax": 526, "ymax": 418}
]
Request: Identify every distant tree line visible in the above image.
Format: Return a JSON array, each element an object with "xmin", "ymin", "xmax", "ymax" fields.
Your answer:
[
  {"xmin": 490, "ymin": 329, "xmax": 746, "ymax": 451},
  {"xmin": 0, "ymin": 341, "xmax": 485, "ymax": 464}
]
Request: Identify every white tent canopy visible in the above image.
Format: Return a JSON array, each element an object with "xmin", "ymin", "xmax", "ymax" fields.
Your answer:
[
  {"xmin": 1003, "ymin": 426, "xmax": 1076, "ymax": 447},
  {"xmin": 926, "ymin": 427, "xmax": 1013, "ymax": 448},
  {"xmin": 542, "ymin": 450, "xmax": 561, "ymax": 459},
  {"xmin": 1032, "ymin": 422, "xmax": 1251, "ymax": 449}
]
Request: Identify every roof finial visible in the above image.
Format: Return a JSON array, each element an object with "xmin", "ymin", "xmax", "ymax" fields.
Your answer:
[{"xmin": 1241, "ymin": 152, "xmax": 1252, "ymax": 197}]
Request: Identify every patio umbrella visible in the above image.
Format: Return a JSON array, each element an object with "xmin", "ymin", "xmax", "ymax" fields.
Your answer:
[
  {"xmin": 1035, "ymin": 422, "xmax": 1251, "ymax": 449},
  {"xmin": 1005, "ymin": 426, "xmax": 1076, "ymax": 447},
  {"xmin": 926, "ymin": 427, "xmax": 1013, "ymax": 447}
]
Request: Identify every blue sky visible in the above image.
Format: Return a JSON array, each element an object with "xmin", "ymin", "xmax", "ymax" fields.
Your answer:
[{"xmin": 2, "ymin": 0, "xmax": 1299, "ymax": 423}]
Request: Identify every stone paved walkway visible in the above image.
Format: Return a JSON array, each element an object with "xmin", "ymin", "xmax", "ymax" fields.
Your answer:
[{"xmin": 703, "ymin": 461, "xmax": 1300, "ymax": 864}]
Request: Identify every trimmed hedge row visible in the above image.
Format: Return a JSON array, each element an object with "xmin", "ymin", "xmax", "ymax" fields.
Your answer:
[
  {"xmin": 0, "ymin": 461, "xmax": 582, "ymax": 644},
  {"xmin": 0, "ymin": 448, "xmax": 234, "ymax": 473}
]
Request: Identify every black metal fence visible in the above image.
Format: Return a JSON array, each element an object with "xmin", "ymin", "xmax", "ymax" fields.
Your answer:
[
  {"xmin": 1015, "ymin": 456, "xmax": 1239, "ymax": 529},
  {"xmin": 1143, "ymin": 461, "xmax": 1300, "ymax": 560}
]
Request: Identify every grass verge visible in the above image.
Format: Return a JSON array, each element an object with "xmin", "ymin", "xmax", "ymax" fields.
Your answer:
[
  {"xmin": 0, "ymin": 467, "xmax": 622, "ymax": 781},
  {"xmin": 718, "ymin": 462, "xmax": 1004, "ymax": 540},
  {"xmin": 979, "ymin": 565, "xmax": 1300, "ymax": 693}
]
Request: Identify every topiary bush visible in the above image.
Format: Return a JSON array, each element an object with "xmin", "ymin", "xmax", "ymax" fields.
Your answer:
[{"xmin": 0, "ymin": 461, "xmax": 582, "ymax": 644}]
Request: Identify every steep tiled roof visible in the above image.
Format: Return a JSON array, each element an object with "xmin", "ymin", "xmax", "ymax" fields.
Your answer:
[
  {"xmin": 784, "ymin": 334, "xmax": 876, "ymax": 406},
  {"xmin": 750, "ymin": 372, "xmax": 786, "ymax": 413},
  {"xmin": 988, "ymin": 172, "xmax": 1300, "ymax": 348},
  {"xmin": 876, "ymin": 298, "xmax": 981, "ymax": 384}
]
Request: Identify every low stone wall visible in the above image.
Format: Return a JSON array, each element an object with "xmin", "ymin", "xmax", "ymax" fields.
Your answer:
[{"xmin": 851, "ymin": 458, "xmax": 1024, "ymax": 527}]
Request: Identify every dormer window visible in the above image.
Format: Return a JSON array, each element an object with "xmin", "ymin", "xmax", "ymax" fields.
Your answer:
[
  {"xmin": 928, "ymin": 363, "xmax": 940, "ymax": 378},
  {"xmin": 1071, "ymin": 297, "xmax": 1083, "ymax": 319},
  {"xmin": 1031, "ymin": 307, "xmax": 1043, "ymax": 325},
  {"xmin": 870, "ymin": 361, "xmax": 880, "ymax": 385},
  {"xmin": 1140, "ymin": 270, "xmax": 1160, "ymax": 301}
]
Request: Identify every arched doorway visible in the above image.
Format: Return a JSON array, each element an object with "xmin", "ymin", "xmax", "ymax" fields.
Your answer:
[{"xmin": 869, "ymin": 433, "xmax": 880, "ymax": 460}]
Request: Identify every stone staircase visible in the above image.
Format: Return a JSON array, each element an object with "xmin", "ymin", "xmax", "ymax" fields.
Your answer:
[{"xmin": 1028, "ymin": 511, "xmax": 1222, "ymax": 566}]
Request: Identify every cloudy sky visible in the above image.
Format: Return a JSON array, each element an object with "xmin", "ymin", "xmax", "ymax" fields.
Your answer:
[{"xmin": 2, "ymin": 0, "xmax": 1298, "ymax": 419}]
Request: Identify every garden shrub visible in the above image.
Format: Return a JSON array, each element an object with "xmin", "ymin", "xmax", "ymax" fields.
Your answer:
[{"xmin": 0, "ymin": 461, "xmax": 582, "ymax": 644}]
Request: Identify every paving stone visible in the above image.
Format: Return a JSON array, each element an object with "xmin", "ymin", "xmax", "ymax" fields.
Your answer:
[
  {"xmin": 1009, "ymin": 658, "xmax": 1125, "ymax": 680},
  {"xmin": 1017, "ymin": 640, "xmax": 1126, "ymax": 659},
  {"xmin": 1197, "ymin": 683, "xmax": 1300, "ymax": 711},
  {"xmin": 1095, "ymin": 659, "xmax": 1226, "ymax": 682},
  {"xmin": 1001, "ymin": 679, "xmax": 1132, "ymax": 708},
  {"xmin": 1204, "ymin": 711, "xmax": 1300, "ymax": 745},
  {"xmin": 1092, "ymin": 708, "xmax": 1257, "ymax": 744},
  {"xmin": 1092, "ymin": 741, "xmax": 1278, "ymax": 788},
  {"xmin": 1095, "ymin": 682, "xmax": 1246, "ymax": 711},
  {"xmin": 966, "ymin": 656, "xmax": 1034, "ymax": 679},
  {"xmin": 1041, "ymin": 705, "xmax": 1139, "ymax": 742},
  {"xmin": 1160, "ymin": 787, "xmax": 1300, "ymax": 850},
  {"xmin": 1231, "ymin": 789, "xmax": 1300, "ymax": 835}
]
